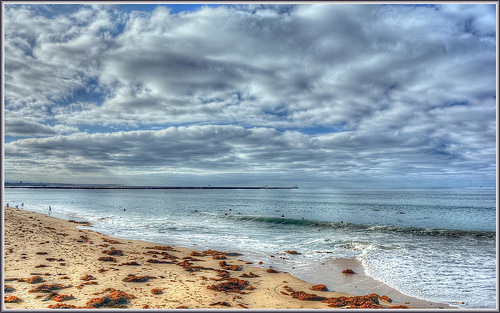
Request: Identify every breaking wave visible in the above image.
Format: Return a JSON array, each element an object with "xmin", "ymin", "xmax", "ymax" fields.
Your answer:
[{"xmin": 225, "ymin": 215, "xmax": 496, "ymax": 238}]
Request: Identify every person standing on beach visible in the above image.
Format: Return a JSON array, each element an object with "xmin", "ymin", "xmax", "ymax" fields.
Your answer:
[{"xmin": 48, "ymin": 205, "xmax": 52, "ymax": 216}]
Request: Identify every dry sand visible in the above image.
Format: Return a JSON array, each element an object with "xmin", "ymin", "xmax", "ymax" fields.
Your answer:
[{"xmin": 3, "ymin": 206, "xmax": 452, "ymax": 309}]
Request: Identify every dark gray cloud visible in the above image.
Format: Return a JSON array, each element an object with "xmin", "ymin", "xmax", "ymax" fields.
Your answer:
[
  {"xmin": 3, "ymin": 4, "xmax": 496, "ymax": 187},
  {"xmin": 5, "ymin": 118, "xmax": 78, "ymax": 137}
]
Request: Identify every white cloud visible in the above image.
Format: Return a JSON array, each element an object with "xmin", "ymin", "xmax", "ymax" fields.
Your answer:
[{"xmin": 3, "ymin": 4, "xmax": 496, "ymax": 187}]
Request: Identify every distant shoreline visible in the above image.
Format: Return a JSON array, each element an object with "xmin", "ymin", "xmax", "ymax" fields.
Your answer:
[{"xmin": 5, "ymin": 185, "xmax": 298, "ymax": 190}]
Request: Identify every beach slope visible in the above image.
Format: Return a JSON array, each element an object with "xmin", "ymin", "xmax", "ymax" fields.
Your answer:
[{"xmin": 3, "ymin": 207, "xmax": 450, "ymax": 309}]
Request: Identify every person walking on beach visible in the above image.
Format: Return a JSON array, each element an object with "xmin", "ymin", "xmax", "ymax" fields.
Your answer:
[{"xmin": 48, "ymin": 205, "xmax": 52, "ymax": 216}]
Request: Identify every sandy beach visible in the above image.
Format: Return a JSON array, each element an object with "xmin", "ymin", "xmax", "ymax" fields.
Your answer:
[{"xmin": 3, "ymin": 206, "xmax": 452, "ymax": 309}]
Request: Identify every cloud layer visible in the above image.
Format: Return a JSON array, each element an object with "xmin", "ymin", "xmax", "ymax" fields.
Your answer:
[{"xmin": 4, "ymin": 4, "xmax": 496, "ymax": 187}]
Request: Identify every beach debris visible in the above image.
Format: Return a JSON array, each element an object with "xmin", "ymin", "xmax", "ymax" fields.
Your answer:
[
  {"xmin": 182, "ymin": 256, "xmax": 203, "ymax": 261},
  {"xmin": 36, "ymin": 252, "xmax": 49, "ymax": 255},
  {"xmin": 176, "ymin": 305, "xmax": 189, "ymax": 309},
  {"xmin": 311, "ymin": 284, "xmax": 329, "ymax": 291},
  {"xmin": 55, "ymin": 294, "xmax": 72, "ymax": 302},
  {"xmin": 47, "ymin": 303, "xmax": 77, "ymax": 309},
  {"xmin": 4, "ymin": 285, "xmax": 15, "ymax": 293},
  {"xmin": 119, "ymin": 261, "xmax": 140, "ymax": 266},
  {"xmin": 151, "ymin": 288, "xmax": 163, "ymax": 295},
  {"xmin": 81, "ymin": 274, "xmax": 96, "ymax": 281},
  {"xmin": 342, "ymin": 268, "xmax": 356, "ymax": 274},
  {"xmin": 210, "ymin": 301, "xmax": 231, "ymax": 306},
  {"xmin": 246, "ymin": 285, "xmax": 256, "ymax": 290},
  {"xmin": 379, "ymin": 295, "xmax": 392, "ymax": 302},
  {"xmin": 321, "ymin": 294, "xmax": 382, "ymax": 308},
  {"xmin": 239, "ymin": 272, "xmax": 260, "ymax": 278},
  {"xmin": 79, "ymin": 235, "xmax": 89, "ymax": 242},
  {"xmin": 77, "ymin": 281, "xmax": 98, "ymax": 289},
  {"xmin": 190, "ymin": 251, "xmax": 204, "ymax": 257},
  {"xmin": 282, "ymin": 286, "xmax": 326, "ymax": 301},
  {"xmin": 103, "ymin": 238, "xmax": 122, "ymax": 244},
  {"xmin": 258, "ymin": 261, "xmax": 263, "ymax": 265},
  {"xmin": 35, "ymin": 264, "xmax": 48, "ymax": 268},
  {"xmin": 207, "ymin": 278, "xmax": 249, "ymax": 292},
  {"xmin": 147, "ymin": 258, "xmax": 173, "ymax": 264},
  {"xmin": 123, "ymin": 274, "xmax": 155, "ymax": 282},
  {"xmin": 98, "ymin": 256, "xmax": 117, "ymax": 262},
  {"xmin": 4, "ymin": 295, "xmax": 23, "ymax": 303},
  {"xmin": 28, "ymin": 283, "xmax": 71, "ymax": 293},
  {"xmin": 146, "ymin": 245, "xmax": 176, "ymax": 251},
  {"xmin": 219, "ymin": 261, "xmax": 242, "ymax": 271},
  {"xmin": 212, "ymin": 254, "xmax": 227, "ymax": 260},
  {"xmin": 18, "ymin": 275, "xmax": 45, "ymax": 284},
  {"xmin": 102, "ymin": 247, "xmax": 124, "ymax": 256},
  {"xmin": 86, "ymin": 290, "xmax": 136, "ymax": 308},
  {"xmin": 390, "ymin": 305, "xmax": 409, "ymax": 309},
  {"xmin": 216, "ymin": 270, "xmax": 231, "ymax": 278},
  {"xmin": 60, "ymin": 276, "xmax": 70, "ymax": 280},
  {"xmin": 266, "ymin": 267, "xmax": 278, "ymax": 273},
  {"xmin": 69, "ymin": 220, "xmax": 92, "ymax": 227},
  {"xmin": 284, "ymin": 250, "xmax": 301, "ymax": 255},
  {"xmin": 238, "ymin": 303, "xmax": 249, "ymax": 308},
  {"xmin": 177, "ymin": 260, "xmax": 204, "ymax": 272},
  {"xmin": 45, "ymin": 258, "xmax": 57, "ymax": 262},
  {"xmin": 145, "ymin": 250, "xmax": 178, "ymax": 260},
  {"xmin": 40, "ymin": 292, "xmax": 58, "ymax": 301}
]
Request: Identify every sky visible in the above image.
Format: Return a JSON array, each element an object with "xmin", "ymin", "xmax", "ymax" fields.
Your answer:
[{"xmin": 3, "ymin": 3, "xmax": 497, "ymax": 188}]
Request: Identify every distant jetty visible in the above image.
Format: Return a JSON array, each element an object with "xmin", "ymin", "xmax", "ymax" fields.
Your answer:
[{"xmin": 5, "ymin": 183, "xmax": 298, "ymax": 190}]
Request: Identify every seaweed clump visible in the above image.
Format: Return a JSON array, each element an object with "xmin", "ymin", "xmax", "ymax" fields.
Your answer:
[
  {"xmin": 4, "ymin": 296, "xmax": 23, "ymax": 303},
  {"xmin": 18, "ymin": 276, "xmax": 45, "ymax": 284},
  {"xmin": 47, "ymin": 303, "xmax": 77, "ymax": 309},
  {"xmin": 102, "ymin": 248, "xmax": 124, "ymax": 256},
  {"xmin": 311, "ymin": 284, "xmax": 328, "ymax": 291},
  {"xmin": 86, "ymin": 290, "xmax": 136, "ymax": 308},
  {"xmin": 123, "ymin": 274, "xmax": 155, "ymax": 282},
  {"xmin": 81, "ymin": 274, "xmax": 96, "ymax": 281},
  {"xmin": 119, "ymin": 261, "xmax": 140, "ymax": 266},
  {"xmin": 28, "ymin": 284, "xmax": 71, "ymax": 293},
  {"xmin": 219, "ymin": 261, "xmax": 242, "ymax": 271},
  {"xmin": 151, "ymin": 288, "xmax": 163, "ymax": 295},
  {"xmin": 283, "ymin": 286, "xmax": 326, "ymax": 301},
  {"xmin": 239, "ymin": 272, "xmax": 260, "ymax": 278},
  {"xmin": 342, "ymin": 268, "xmax": 355, "ymax": 274},
  {"xmin": 4, "ymin": 285, "xmax": 16, "ymax": 293},
  {"xmin": 207, "ymin": 278, "xmax": 250, "ymax": 292},
  {"xmin": 321, "ymin": 294, "xmax": 382, "ymax": 308},
  {"xmin": 379, "ymin": 295, "xmax": 392, "ymax": 302}
]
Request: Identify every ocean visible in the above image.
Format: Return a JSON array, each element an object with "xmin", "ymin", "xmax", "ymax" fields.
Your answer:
[{"xmin": 4, "ymin": 187, "xmax": 496, "ymax": 308}]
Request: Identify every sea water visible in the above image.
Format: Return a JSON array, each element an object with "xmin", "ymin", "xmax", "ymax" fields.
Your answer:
[{"xmin": 4, "ymin": 187, "xmax": 496, "ymax": 308}]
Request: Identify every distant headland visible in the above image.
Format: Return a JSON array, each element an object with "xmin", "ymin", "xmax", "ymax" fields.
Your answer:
[{"xmin": 4, "ymin": 182, "xmax": 298, "ymax": 190}]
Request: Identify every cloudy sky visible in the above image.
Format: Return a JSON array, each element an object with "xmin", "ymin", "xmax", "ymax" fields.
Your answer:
[{"xmin": 3, "ymin": 3, "xmax": 497, "ymax": 188}]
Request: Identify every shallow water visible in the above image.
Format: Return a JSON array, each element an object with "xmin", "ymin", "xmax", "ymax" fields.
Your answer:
[{"xmin": 5, "ymin": 187, "xmax": 496, "ymax": 308}]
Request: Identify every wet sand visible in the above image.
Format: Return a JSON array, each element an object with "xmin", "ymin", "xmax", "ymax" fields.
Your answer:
[{"xmin": 3, "ymin": 206, "xmax": 453, "ymax": 309}]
